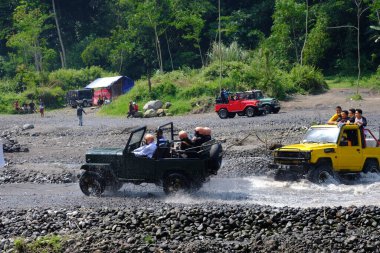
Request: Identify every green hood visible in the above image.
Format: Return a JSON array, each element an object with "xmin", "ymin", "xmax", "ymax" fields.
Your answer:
[{"xmin": 86, "ymin": 147, "xmax": 123, "ymax": 156}]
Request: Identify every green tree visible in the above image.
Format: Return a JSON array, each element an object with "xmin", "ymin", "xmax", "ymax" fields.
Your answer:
[{"xmin": 6, "ymin": 1, "xmax": 55, "ymax": 72}]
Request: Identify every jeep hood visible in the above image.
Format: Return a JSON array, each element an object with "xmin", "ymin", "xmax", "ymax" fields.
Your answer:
[
  {"xmin": 259, "ymin": 98, "xmax": 274, "ymax": 103},
  {"xmin": 86, "ymin": 147, "xmax": 123, "ymax": 155},
  {"xmin": 278, "ymin": 143, "xmax": 337, "ymax": 151}
]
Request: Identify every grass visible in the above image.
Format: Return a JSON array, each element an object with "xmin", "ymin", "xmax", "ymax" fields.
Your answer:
[
  {"xmin": 325, "ymin": 75, "xmax": 375, "ymax": 89},
  {"xmin": 14, "ymin": 235, "xmax": 63, "ymax": 253}
]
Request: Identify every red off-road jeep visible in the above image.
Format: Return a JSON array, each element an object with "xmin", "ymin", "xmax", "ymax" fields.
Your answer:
[{"xmin": 215, "ymin": 95, "xmax": 264, "ymax": 119}]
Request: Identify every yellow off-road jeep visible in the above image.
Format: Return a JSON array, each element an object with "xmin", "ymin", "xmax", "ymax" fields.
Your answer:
[{"xmin": 272, "ymin": 124, "xmax": 380, "ymax": 183}]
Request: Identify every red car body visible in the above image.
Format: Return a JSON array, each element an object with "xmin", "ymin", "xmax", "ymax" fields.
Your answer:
[{"xmin": 214, "ymin": 97, "xmax": 264, "ymax": 119}]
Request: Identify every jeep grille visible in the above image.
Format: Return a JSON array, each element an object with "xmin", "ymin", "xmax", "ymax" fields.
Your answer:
[{"xmin": 274, "ymin": 151, "xmax": 310, "ymax": 165}]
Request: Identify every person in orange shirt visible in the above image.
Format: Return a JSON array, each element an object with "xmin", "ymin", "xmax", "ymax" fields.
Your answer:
[{"xmin": 327, "ymin": 106, "xmax": 342, "ymax": 125}]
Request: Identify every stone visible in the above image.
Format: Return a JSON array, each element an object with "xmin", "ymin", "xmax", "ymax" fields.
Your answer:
[
  {"xmin": 143, "ymin": 100, "xmax": 163, "ymax": 111},
  {"xmin": 164, "ymin": 102, "xmax": 172, "ymax": 109},
  {"xmin": 22, "ymin": 124, "xmax": 34, "ymax": 130},
  {"xmin": 144, "ymin": 109, "xmax": 157, "ymax": 118}
]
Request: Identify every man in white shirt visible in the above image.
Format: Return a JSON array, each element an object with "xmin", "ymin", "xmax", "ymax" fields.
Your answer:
[{"xmin": 133, "ymin": 134, "xmax": 157, "ymax": 158}]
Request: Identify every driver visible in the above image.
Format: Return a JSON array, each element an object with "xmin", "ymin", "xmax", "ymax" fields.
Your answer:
[{"xmin": 133, "ymin": 134, "xmax": 157, "ymax": 158}]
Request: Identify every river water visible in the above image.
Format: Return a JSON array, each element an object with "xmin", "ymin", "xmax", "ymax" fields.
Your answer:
[{"xmin": 2, "ymin": 174, "xmax": 380, "ymax": 209}]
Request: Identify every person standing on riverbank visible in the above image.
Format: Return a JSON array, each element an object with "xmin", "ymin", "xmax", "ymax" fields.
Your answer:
[{"xmin": 77, "ymin": 105, "xmax": 87, "ymax": 126}]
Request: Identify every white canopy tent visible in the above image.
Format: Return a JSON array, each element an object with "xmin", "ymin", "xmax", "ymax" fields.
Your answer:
[{"xmin": 85, "ymin": 76, "xmax": 123, "ymax": 89}]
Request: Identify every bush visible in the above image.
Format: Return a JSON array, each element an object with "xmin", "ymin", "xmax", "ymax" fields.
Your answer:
[
  {"xmin": 36, "ymin": 86, "xmax": 66, "ymax": 108},
  {"xmin": 48, "ymin": 66, "xmax": 116, "ymax": 91},
  {"xmin": 287, "ymin": 65, "xmax": 328, "ymax": 94}
]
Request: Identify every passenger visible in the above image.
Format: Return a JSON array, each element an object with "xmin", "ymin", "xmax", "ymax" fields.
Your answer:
[
  {"xmin": 133, "ymin": 134, "xmax": 157, "ymax": 158},
  {"xmin": 192, "ymin": 127, "xmax": 212, "ymax": 146},
  {"xmin": 327, "ymin": 106, "xmax": 342, "ymax": 124},
  {"xmin": 156, "ymin": 129, "xmax": 167, "ymax": 146},
  {"xmin": 347, "ymin": 108, "xmax": 355, "ymax": 123},
  {"xmin": 354, "ymin": 109, "xmax": 367, "ymax": 128},
  {"xmin": 354, "ymin": 109, "xmax": 368, "ymax": 148},
  {"xmin": 179, "ymin": 131, "xmax": 194, "ymax": 150},
  {"xmin": 336, "ymin": 110, "xmax": 350, "ymax": 127},
  {"xmin": 341, "ymin": 133, "xmax": 352, "ymax": 146}
]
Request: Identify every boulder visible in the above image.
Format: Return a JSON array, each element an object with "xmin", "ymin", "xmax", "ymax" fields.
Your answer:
[
  {"xmin": 164, "ymin": 102, "xmax": 172, "ymax": 109},
  {"xmin": 22, "ymin": 124, "xmax": 34, "ymax": 130},
  {"xmin": 144, "ymin": 109, "xmax": 157, "ymax": 118},
  {"xmin": 157, "ymin": 109, "xmax": 166, "ymax": 117},
  {"xmin": 143, "ymin": 100, "xmax": 163, "ymax": 111}
]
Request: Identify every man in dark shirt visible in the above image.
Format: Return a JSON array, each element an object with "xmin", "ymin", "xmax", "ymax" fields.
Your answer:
[
  {"xmin": 77, "ymin": 105, "xmax": 86, "ymax": 126},
  {"xmin": 29, "ymin": 101, "xmax": 36, "ymax": 113}
]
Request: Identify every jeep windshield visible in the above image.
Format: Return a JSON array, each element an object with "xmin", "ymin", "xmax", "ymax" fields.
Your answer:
[
  {"xmin": 302, "ymin": 127, "xmax": 340, "ymax": 144},
  {"xmin": 255, "ymin": 91, "xmax": 264, "ymax": 99}
]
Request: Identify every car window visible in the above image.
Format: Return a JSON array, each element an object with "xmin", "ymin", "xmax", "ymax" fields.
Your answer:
[{"xmin": 125, "ymin": 128, "xmax": 146, "ymax": 153}]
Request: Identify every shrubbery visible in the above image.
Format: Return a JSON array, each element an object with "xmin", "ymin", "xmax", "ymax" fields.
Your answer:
[{"xmin": 287, "ymin": 65, "xmax": 328, "ymax": 94}]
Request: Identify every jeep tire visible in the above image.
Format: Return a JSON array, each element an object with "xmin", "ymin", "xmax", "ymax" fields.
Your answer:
[
  {"xmin": 273, "ymin": 108, "xmax": 280, "ymax": 114},
  {"xmin": 363, "ymin": 159, "xmax": 380, "ymax": 173},
  {"xmin": 163, "ymin": 173, "xmax": 190, "ymax": 194},
  {"xmin": 264, "ymin": 105, "xmax": 272, "ymax": 114},
  {"xmin": 79, "ymin": 171, "xmax": 105, "ymax": 196},
  {"xmin": 245, "ymin": 107, "xmax": 255, "ymax": 117},
  {"xmin": 218, "ymin": 109, "xmax": 228, "ymax": 119},
  {"xmin": 308, "ymin": 163, "xmax": 336, "ymax": 184}
]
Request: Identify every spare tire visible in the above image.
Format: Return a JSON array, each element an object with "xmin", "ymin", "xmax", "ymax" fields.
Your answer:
[{"xmin": 208, "ymin": 143, "xmax": 223, "ymax": 174}]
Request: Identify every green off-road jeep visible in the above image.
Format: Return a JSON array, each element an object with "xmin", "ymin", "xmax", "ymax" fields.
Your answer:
[{"xmin": 78, "ymin": 122, "xmax": 223, "ymax": 196}]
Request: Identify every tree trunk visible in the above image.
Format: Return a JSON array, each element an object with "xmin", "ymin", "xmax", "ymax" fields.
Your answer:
[
  {"xmin": 153, "ymin": 25, "xmax": 163, "ymax": 72},
  {"xmin": 165, "ymin": 31, "xmax": 174, "ymax": 71},
  {"xmin": 356, "ymin": 1, "xmax": 361, "ymax": 95},
  {"xmin": 300, "ymin": 0, "xmax": 309, "ymax": 66},
  {"xmin": 147, "ymin": 68, "xmax": 152, "ymax": 92},
  {"xmin": 119, "ymin": 50, "xmax": 124, "ymax": 73},
  {"xmin": 52, "ymin": 0, "xmax": 66, "ymax": 68},
  {"xmin": 198, "ymin": 42, "xmax": 204, "ymax": 67}
]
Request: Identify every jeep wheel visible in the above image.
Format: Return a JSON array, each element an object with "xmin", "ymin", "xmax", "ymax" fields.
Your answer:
[
  {"xmin": 163, "ymin": 173, "xmax": 190, "ymax": 194},
  {"xmin": 308, "ymin": 163, "xmax": 336, "ymax": 184},
  {"xmin": 79, "ymin": 172, "xmax": 105, "ymax": 196},
  {"xmin": 273, "ymin": 108, "xmax": 280, "ymax": 114},
  {"xmin": 363, "ymin": 159, "xmax": 380, "ymax": 173},
  {"xmin": 245, "ymin": 107, "xmax": 255, "ymax": 117},
  {"xmin": 228, "ymin": 112, "xmax": 236, "ymax": 118},
  {"xmin": 264, "ymin": 105, "xmax": 272, "ymax": 114},
  {"xmin": 218, "ymin": 109, "xmax": 228, "ymax": 119}
]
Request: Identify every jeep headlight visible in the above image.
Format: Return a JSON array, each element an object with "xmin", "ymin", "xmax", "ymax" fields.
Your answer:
[{"xmin": 302, "ymin": 152, "xmax": 311, "ymax": 159}]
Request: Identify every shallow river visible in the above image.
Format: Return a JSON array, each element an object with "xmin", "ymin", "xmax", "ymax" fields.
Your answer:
[{"xmin": 2, "ymin": 174, "xmax": 380, "ymax": 209}]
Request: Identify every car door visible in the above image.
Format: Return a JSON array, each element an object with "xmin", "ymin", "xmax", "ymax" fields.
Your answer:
[
  {"xmin": 337, "ymin": 129, "xmax": 363, "ymax": 171},
  {"xmin": 123, "ymin": 154, "xmax": 156, "ymax": 180}
]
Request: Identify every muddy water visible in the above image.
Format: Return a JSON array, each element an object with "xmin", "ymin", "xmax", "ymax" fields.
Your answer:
[{"xmin": 2, "ymin": 174, "xmax": 380, "ymax": 209}]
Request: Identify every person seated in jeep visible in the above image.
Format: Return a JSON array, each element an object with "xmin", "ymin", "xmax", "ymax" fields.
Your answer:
[
  {"xmin": 133, "ymin": 134, "xmax": 157, "ymax": 158},
  {"xmin": 336, "ymin": 110, "xmax": 350, "ymax": 127},
  {"xmin": 179, "ymin": 131, "xmax": 194, "ymax": 150},
  {"xmin": 327, "ymin": 106, "xmax": 342, "ymax": 125},
  {"xmin": 192, "ymin": 127, "xmax": 212, "ymax": 147}
]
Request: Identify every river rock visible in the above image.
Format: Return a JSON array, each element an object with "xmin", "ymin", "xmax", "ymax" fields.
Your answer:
[{"xmin": 143, "ymin": 100, "xmax": 163, "ymax": 111}]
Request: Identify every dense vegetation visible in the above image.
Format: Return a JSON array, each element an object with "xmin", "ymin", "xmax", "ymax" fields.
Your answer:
[{"xmin": 0, "ymin": 0, "xmax": 380, "ymax": 114}]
